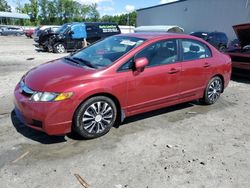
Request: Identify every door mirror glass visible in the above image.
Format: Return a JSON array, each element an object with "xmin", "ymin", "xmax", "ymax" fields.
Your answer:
[{"xmin": 135, "ymin": 57, "xmax": 148, "ymax": 72}]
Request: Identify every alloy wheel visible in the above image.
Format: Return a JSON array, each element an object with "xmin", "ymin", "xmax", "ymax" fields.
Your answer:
[
  {"xmin": 207, "ymin": 78, "xmax": 222, "ymax": 102},
  {"xmin": 56, "ymin": 44, "xmax": 65, "ymax": 53},
  {"xmin": 82, "ymin": 101, "xmax": 114, "ymax": 134}
]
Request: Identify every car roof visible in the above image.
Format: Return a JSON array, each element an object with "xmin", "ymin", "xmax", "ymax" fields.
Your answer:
[{"xmin": 119, "ymin": 32, "xmax": 192, "ymax": 40}]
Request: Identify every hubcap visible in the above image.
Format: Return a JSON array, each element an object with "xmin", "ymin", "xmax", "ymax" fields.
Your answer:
[
  {"xmin": 208, "ymin": 79, "xmax": 222, "ymax": 102},
  {"xmin": 56, "ymin": 44, "xmax": 65, "ymax": 53},
  {"xmin": 82, "ymin": 101, "xmax": 114, "ymax": 134}
]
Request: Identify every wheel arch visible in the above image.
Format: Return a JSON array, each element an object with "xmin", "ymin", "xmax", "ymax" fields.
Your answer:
[
  {"xmin": 72, "ymin": 92, "xmax": 124, "ymax": 130},
  {"xmin": 210, "ymin": 74, "xmax": 225, "ymax": 93}
]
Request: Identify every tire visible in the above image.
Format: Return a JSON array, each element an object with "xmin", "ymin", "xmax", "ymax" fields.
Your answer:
[
  {"xmin": 73, "ymin": 96, "xmax": 117, "ymax": 139},
  {"xmin": 200, "ymin": 76, "xmax": 223, "ymax": 105},
  {"xmin": 53, "ymin": 43, "xmax": 66, "ymax": 53},
  {"xmin": 218, "ymin": 45, "xmax": 226, "ymax": 52},
  {"xmin": 15, "ymin": 33, "xmax": 21, "ymax": 36}
]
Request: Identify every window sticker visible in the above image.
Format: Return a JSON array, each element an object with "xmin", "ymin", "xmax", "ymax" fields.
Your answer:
[{"xmin": 120, "ymin": 40, "xmax": 137, "ymax": 46}]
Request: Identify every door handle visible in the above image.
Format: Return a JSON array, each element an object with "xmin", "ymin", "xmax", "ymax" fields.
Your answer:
[
  {"xmin": 168, "ymin": 68, "xmax": 180, "ymax": 74},
  {"xmin": 203, "ymin": 62, "xmax": 211, "ymax": 68}
]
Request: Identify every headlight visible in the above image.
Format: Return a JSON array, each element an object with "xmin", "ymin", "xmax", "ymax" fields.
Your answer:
[{"xmin": 30, "ymin": 92, "xmax": 73, "ymax": 102}]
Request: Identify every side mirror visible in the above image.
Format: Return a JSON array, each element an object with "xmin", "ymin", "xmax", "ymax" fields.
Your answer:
[
  {"xmin": 69, "ymin": 30, "xmax": 74, "ymax": 35},
  {"xmin": 134, "ymin": 57, "xmax": 148, "ymax": 73}
]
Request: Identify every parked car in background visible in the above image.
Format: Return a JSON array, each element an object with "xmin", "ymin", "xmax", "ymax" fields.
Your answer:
[
  {"xmin": 36, "ymin": 22, "xmax": 121, "ymax": 53},
  {"xmin": 33, "ymin": 25, "xmax": 59, "ymax": 42},
  {"xmin": 226, "ymin": 23, "xmax": 250, "ymax": 77},
  {"xmin": 190, "ymin": 31, "xmax": 228, "ymax": 51},
  {"xmin": 0, "ymin": 26, "xmax": 24, "ymax": 36},
  {"xmin": 14, "ymin": 33, "xmax": 231, "ymax": 139},
  {"xmin": 24, "ymin": 28, "xmax": 35, "ymax": 38},
  {"xmin": 34, "ymin": 26, "xmax": 60, "ymax": 50},
  {"xmin": 227, "ymin": 39, "xmax": 241, "ymax": 51}
]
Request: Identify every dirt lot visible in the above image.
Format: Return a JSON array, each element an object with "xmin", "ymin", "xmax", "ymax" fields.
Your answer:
[{"xmin": 0, "ymin": 36, "xmax": 250, "ymax": 188}]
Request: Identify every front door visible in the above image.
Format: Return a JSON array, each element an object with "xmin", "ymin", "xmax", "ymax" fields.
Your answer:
[{"xmin": 126, "ymin": 39, "xmax": 181, "ymax": 115}]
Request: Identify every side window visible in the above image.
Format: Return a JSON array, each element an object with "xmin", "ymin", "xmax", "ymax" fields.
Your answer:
[
  {"xmin": 118, "ymin": 58, "xmax": 134, "ymax": 72},
  {"xmin": 135, "ymin": 39, "xmax": 178, "ymax": 67},
  {"xmin": 181, "ymin": 40, "xmax": 211, "ymax": 61}
]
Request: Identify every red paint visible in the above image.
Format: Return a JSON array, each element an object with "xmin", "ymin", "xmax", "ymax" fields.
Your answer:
[
  {"xmin": 14, "ymin": 33, "xmax": 232, "ymax": 135},
  {"xmin": 24, "ymin": 29, "xmax": 35, "ymax": 38},
  {"xmin": 226, "ymin": 23, "xmax": 250, "ymax": 75}
]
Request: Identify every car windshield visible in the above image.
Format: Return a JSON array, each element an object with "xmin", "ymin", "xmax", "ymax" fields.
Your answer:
[
  {"xmin": 70, "ymin": 36, "xmax": 146, "ymax": 69},
  {"xmin": 56, "ymin": 24, "xmax": 70, "ymax": 34}
]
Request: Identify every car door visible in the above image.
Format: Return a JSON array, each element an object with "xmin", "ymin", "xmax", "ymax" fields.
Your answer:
[
  {"xmin": 179, "ymin": 39, "xmax": 213, "ymax": 101},
  {"xmin": 5, "ymin": 27, "xmax": 12, "ymax": 35},
  {"xmin": 125, "ymin": 39, "xmax": 181, "ymax": 115}
]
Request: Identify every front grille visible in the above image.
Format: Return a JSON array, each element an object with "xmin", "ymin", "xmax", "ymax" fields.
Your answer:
[{"xmin": 31, "ymin": 119, "xmax": 43, "ymax": 128}]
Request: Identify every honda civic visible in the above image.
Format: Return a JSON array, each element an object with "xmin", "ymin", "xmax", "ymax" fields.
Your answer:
[{"xmin": 14, "ymin": 33, "xmax": 232, "ymax": 139}]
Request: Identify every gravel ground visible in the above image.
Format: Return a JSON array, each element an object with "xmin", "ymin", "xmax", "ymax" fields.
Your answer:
[{"xmin": 0, "ymin": 36, "xmax": 250, "ymax": 188}]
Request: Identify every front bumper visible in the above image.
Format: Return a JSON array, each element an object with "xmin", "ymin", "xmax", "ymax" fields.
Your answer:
[{"xmin": 13, "ymin": 85, "xmax": 77, "ymax": 135}]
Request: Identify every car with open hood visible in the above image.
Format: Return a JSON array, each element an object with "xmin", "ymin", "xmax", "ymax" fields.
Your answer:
[
  {"xmin": 14, "ymin": 33, "xmax": 231, "ymax": 139},
  {"xmin": 226, "ymin": 23, "xmax": 250, "ymax": 77}
]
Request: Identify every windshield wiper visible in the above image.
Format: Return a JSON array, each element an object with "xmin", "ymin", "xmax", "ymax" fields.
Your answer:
[
  {"xmin": 64, "ymin": 57, "xmax": 80, "ymax": 65},
  {"xmin": 72, "ymin": 57, "xmax": 97, "ymax": 69}
]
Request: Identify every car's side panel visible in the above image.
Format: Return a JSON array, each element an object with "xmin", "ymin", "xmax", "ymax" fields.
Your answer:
[{"xmin": 125, "ymin": 63, "xmax": 181, "ymax": 116}]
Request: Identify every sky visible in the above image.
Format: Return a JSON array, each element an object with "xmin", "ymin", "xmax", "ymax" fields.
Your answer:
[{"xmin": 8, "ymin": 0, "xmax": 178, "ymax": 16}]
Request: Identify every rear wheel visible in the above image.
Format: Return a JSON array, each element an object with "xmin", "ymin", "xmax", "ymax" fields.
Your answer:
[
  {"xmin": 219, "ymin": 45, "xmax": 226, "ymax": 52},
  {"xmin": 53, "ymin": 43, "xmax": 66, "ymax": 53},
  {"xmin": 201, "ymin": 76, "xmax": 223, "ymax": 105},
  {"xmin": 73, "ymin": 96, "xmax": 117, "ymax": 139}
]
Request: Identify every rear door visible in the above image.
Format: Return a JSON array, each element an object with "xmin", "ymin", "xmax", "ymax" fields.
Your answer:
[
  {"xmin": 125, "ymin": 39, "xmax": 181, "ymax": 115},
  {"xmin": 179, "ymin": 39, "xmax": 213, "ymax": 101}
]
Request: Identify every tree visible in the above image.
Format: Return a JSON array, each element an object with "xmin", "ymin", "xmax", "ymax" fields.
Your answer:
[
  {"xmin": 29, "ymin": 0, "xmax": 39, "ymax": 24},
  {"xmin": 0, "ymin": 0, "xmax": 11, "ymax": 12},
  {"xmin": 87, "ymin": 3, "xmax": 100, "ymax": 21},
  {"xmin": 39, "ymin": 0, "xmax": 48, "ymax": 22},
  {"xmin": 10, "ymin": 0, "xmax": 138, "ymax": 26},
  {"xmin": 47, "ymin": 1, "xmax": 57, "ymax": 23}
]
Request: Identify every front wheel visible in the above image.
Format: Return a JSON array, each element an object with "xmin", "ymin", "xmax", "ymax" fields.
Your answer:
[
  {"xmin": 201, "ymin": 76, "xmax": 223, "ymax": 105},
  {"xmin": 53, "ymin": 43, "xmax": 66, "ymax": 53},
  {"xmin": 73, "ymin": 96, "xmax": 117, "ymax": 139}
]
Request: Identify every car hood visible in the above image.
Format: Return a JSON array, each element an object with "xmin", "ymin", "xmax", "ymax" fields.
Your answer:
[
  {"xmin": 233, "ymin": 23, "xmax": 250, "ymax": 47},
  {"xmin": 24, "ymin": 58, "xmax": 95, "ymax": 92}
]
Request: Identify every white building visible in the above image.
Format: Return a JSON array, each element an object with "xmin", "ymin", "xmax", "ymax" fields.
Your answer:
[{"xmin": 137, "ymin": 0, "xmax": 250, "ymax": 41}]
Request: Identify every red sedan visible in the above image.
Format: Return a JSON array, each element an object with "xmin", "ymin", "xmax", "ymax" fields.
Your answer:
[{"xmin": 14, "ymin": 33, "xmax": 232, "ymax": 139}]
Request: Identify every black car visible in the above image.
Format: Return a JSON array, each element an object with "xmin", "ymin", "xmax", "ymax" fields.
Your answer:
[
  {"xmin": 34, "ymin": 26, "xmax": 60, "ymax": 50},
  {"xmin": 35, "ymin": 22, "xmax": 121, "ymax": 53},
  {"xmin": 190, "ymin": 31, "xmax": 228, "ymax": 51}
]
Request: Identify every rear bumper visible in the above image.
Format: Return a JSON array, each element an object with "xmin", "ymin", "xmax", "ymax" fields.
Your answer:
[{"xmin": 13, "ymin": 85, "xmax": 76, "ymax": 135}]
